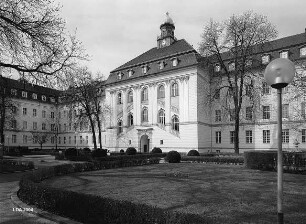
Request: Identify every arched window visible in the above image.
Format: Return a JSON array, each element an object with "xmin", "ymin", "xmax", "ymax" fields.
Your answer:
[
  {"xmin": 141, "ymin": 87, "xmax": 148, "ymax": 102},
  {"xmin": 128, "ymin": 113, "xmax": 133, "ymax": 126},
  {"xmin": 171, "ymin": 82, "xmax": 179, "ymax": 97},
  {"xmin": 142, "ymin": 107, "xmax": 148, "ymax": 122},
  {"xmin": 158, "ymin": 109, "xmax": 165, "ymax": 125},
  {"xmin": 157, "ymin": 85, "xmax": 165, "ymax": 99},
  {"xmin": 117, "ymin": 119, "xmax": 123, "ymax": 134},
  {"xmin": 127, "ymin": 90, "xmax": 133, "ymax": 103},
  {"xmin": 172, "ymin": 115, "xmax": 179, "ymax": 132},
  {"xmin": 117, "ymin": 92, "xmax": 122, "ymax": 104}
]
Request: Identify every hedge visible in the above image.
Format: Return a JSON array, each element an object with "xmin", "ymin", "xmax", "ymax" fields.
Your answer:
[
  {"xmin": 244, "ymin": 150, "xmax": 306, "ymax": 174},
  {"xmin": 0, "ymin": 160, "xmax": 34, "ymax": 173},
  {"xmin": 19, "ymin": 161, "xmax": 207, "ymax": 224},
  {"xmin": 181, "ymin": 156, "xmax": 244, "ymax": 165}
]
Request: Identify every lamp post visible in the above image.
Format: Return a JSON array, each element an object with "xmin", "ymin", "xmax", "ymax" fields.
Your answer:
[{"xmin": 264, "ymin": 58, "xmax": 295, "ymax": 224}]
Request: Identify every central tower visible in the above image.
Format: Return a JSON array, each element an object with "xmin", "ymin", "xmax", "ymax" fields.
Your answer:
[{"xmin": 157, "ymin": 12, "xmax": 176, "ymax": 49}]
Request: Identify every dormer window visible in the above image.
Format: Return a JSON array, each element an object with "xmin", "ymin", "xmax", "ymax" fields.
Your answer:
[
  {"xmin": 280, "ymin": 51, "xmax": 288, "ymax": 59},
  {"xmin": 215, "ymin": 64, "xmax": 221, "ymax": 72},
  {"xmin": 117, "ymin": 72, "xmax": 123, "ymax": 80},
  {"xmin": 50, "ymin": 97, "xmax": 55, "ymax": 103},
  {"xmin": 128, "ymin": 70, "xmax": 134, "ymax": 77},
  {"xmin": 262, "ymin": 54, "xmax": 270, "ymax": 64},
  {"xmin": 22, "ymin": 91, "xmax": 27, "ymax": 98},
  {"xmin": 228, "ymin": 62, "xmax": 235, "ymax": 71},
  {"xmin": 300, "ymin": 47, "xmax": 306, "ymax": 57},
  {"xmin": 11, "ymin": 89, "xmax": 17, "ymax": 96},
  {"xmin": 246, "ymin": 58, "xmax": 252, "ymax": 67},
  {"xmin": 172, "ymin": 58, "xmax": 178, "ymax": 67},
  {"xmin": 32, "ymin": 93, "xmax": 37, "ymax": 99},
  {"xmin": 159, "ymin": 61, "xmax": 165, "ymax": 70},
  {"xmin": 42, "ymin": 95, "xmax": 46, "ymax": 101},
  {"xmin": 142, "ymin": 65, "xmax": 148, "ymax": 74}
]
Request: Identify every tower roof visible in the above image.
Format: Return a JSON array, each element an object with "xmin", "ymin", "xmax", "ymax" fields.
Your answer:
[{"xmin": 161, "ymin": 12, "xmax": 174, "ymax": 27}]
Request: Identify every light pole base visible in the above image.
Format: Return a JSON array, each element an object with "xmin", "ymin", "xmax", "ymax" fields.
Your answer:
[{"xmin": 278, "ymin": 212, "xmax": 284, "ymax": 224}]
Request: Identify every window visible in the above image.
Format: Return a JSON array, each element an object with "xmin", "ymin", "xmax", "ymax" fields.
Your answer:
[
  {"xmin": 262, "ymin": 82, "xmax": 270, "ymax": 94},
  {"xmin": 64, "ymin": 137, "xmax": 66, "ymax": 144},
  {"xmin": 23, "ymin": 135, "xmax": 27, "ymax": 144},
  {"xmin": 160, "ymin": 140, "xmax": 164, "ymax": 145},
  {"xmin": 86, "ymin": 136, "xmax": 88, "ymax": 144},
  {"xmin": 69, "ymin": 123, "xmax": 72, "ymax": 131},
  {"xmin": 245, "ymin": 81, "xmax": 253, "ymax": 97},
  {"xmin": 127, "ymin": 90, "xmax": 133, "ymax": 103},
  {"xmin": 228, "ymin": 62, "xmax": 235, "ymax": 71},
  {"xmin": 50, "ymin": 97, "xmax": 55, "ymax": 102},
  {"xmin": 32, "ymin": 93, "xmax": 37, "ymax": 99},
  {"xmin": 172, "ymin": 115, "xmax": 179, "ymax": 131},
  {"xmin": 12, "ymin": 106, "xmax": 17, "ymax": 114},
  {"xmin": 216, "ymin": 131, "xmax": 221, "ymax": 144},
  {"xmin": 128, "ymin": 70, "xmax": 133, "ymax": 77},
  {"xmin": 171, "ymin": 83, "xmax": 179, "ymax": 97},
  {"xmin": 33, "ymin": 109, "xmax": 37, "ymax": 117},
  {"xmin": 11, "ymin": 120, "xmax": 17, "ymax": 129},
  {"xmin": 263, "ymin": 130, "xmax": 270, "ymax": 143},
  {"xmin": 51, "ymin": 112, "xmax": 55, "ymax": 119},
  {"xmin": 23, "ymin": 108, "xmax": 27, "ymax": 115},
  {"xmin": 42, "ymin": 95, "xmax": 46, "ymax": 101},
  {"xmin": 142, "ymin": 107, "xmax": 148, "ymax": 122},
  {"xmin": 142, "ymin": 65, "xmax": 148, "ymax": 74},
  {"xmin": 80, "ymin": 136, "xmax": 82, "ymax": 144},
  {"xmin": 50, "ymin": 124, "xmax": 55, "ymax": 131},
  {"xmin": 69, "ymin": 136, "xmax": 71, "ymax": 144},
  {"xmin": 230, "ymin": 131, "xmax": 235, "ymax": 144},
  {"xmin": 246, "ymin": 58, "xmax": 252, "ymax": 67},
  {"xmin": 172, "ymin": 58, "xmax": 178, "ymax": 67},
  {"xmin": 22, "ymin": 91, "xmax": 27, "ymax": 98},
  {"xmin": 157, "ymin": 85, "xmax": 165, "ymax": 99},
  {"xmin": 158, "ymin": 109, "xmax": 165, "ymax": 125},
  {"xmin": 117, "ymin": 92, "xmax": 122, "ymax": 104},
  {"xmin": 11, "ymin": 89, "xmax": 17, "ymax": 96},
  {"xmin": 42, "ymin": 110, "xmax": 46, "ymax": 118},
  {"xmin": 282, "ymin": 104, "xmax": 289, "ymax": 118},
  {"xmin": 302, "ymin": 129, "xmax": 306, "ymax": 143},
  {"xmin": 229, "ymin": 109, "xmax": 235, "ymax": 121},
  {"xmin": 42, "ymin": 123, "xmax": 46, "ymax": 130},
  {"xmin": 262, "ymin": 54, "xmax": 270, "ymax": 64},
  {"xmin": 117, "ymin": 72, "xmax": 123, "ymax": 80},
  {"xmin": 74, "ymin": 136, "xmax": 77, "ymax": 144},
  {"xmin": 300, "ymin": 47, "xmax": 306, "ymax": 57},
  {"xmin": 214, "ymin": 89, "xmax": 220, "ymax": 99},
  {"xmin": 280, "ymin": 51, "xmax": 288, "ymax": 59},
  {"xmin": 246, "ymin": 107, "xmax": 253, "ymax": 120},
  {"xmin": 246, "ymin": 130, "xmax": 253, "ymax": 143},
  {"xmin": 51, "ymin": 136, "xmax": 55, "ymax": 144},
  {"xmin": 263, "ymin": 106, "xmax": 270, "ymax": 119},
  {"xmin": 282, "ymin": 129, "xmax": 289, "ymax": 143},
  {"xmin": 118, "ymin": 119, "xmax": 123, "ymax": 134},
  {"xmin": 58, "ymin": 137, "xmax": 61, "ymax": 144},
  {"xmin": 159, "ymin": 61, "xmax": 165, "ymax": 69},
  {"xmin": 12, "ymin": 135, "xmax": 17, "ymax": 143},
  {"xmin": 64, "ymin": 123, "xmax": 67, "ymax": 131},
  {"xmin": 23, "ymin": 121, "xmax": 27, "ymax": 130},
  {"xmin": 128, "ymin": 113, "xmax": 133, "ymax": 126},
  {"xmin": 215, "ymin": 64, "xmax": 221, "ymax": 72},
  {"xmin": 33, "ymin": 122, "xmax": 37, "ymax": 130},
  {"xmin": 215, "ymin": 110, "xmax": 221, "ymax": 122},
  {"xmin": 141, "ymin": 87, "xmax": 148, "ymax": 102}
]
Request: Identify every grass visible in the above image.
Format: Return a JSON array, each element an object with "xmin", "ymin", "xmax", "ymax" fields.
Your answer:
[{"xmin": 42, "ymin": 163, "xmax": 306, "ymax": 224}]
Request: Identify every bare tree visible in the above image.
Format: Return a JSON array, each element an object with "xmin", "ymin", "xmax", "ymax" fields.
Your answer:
[
  {"xmin": 31, "ymin": 132, "xmax": 51, "ymax": 150},
  {"xmin": 199, "ymin": 11, "xmax": 277, "ymax": 154}
]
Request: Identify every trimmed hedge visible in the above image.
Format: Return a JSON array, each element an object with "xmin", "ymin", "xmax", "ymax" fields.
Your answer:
[
  {"xmin": 0, "ymin": 160, "xmax": 34, "ymax": 173},
  {"xmin": 244, "ymin": 150, "xmax": 306, "ymax": 174},
  {"xmin": 166, "ymin": 151, "xmax": 181, "ymax": 163},
  {"xmin": 91, "ymin": 148, "xmax": 107, "ymax": 158},
  {"xmin": 126, "ymin": 147, "xmax": 137, "ymax": 155},
  {"xmin": 187, "ymin": 150, "xmax": 200, "ymax": 156},
  {"xmin": 151, "ymin": 147, "xmax": 162, "ymax": 154},
  {"xmin": 64, "ymin": 148, "xmax": 78, "ymax": 158},
  {"xmin": 181, "ymin": 156, "xmax": 244, "ymax": 165},
  {"xmin": 18, "ymin": 160, "xmax": 207, "ymax": 223}
]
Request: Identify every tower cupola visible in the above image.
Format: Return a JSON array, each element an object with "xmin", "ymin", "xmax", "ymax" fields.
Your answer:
[{"xmin": 157, "ymin": 12, "xmax": 176, "ymax": 48}]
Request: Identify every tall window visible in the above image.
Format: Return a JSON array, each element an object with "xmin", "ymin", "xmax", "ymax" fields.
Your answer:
[
  {"xmin": 215, "ymin": 110, "xmax": 221, "ymax": 122},
  {"xmin": 158, "ymin": 109, "xmax": 165, "ymax": 125},
  {"xmin": 230, "ymin": 131, "xmax": 235, "ymax": 144},
  {"xmin": 171, "ymin": 83, "xmax": 179, "ymax": 97},
  {"xmin": 33, "ymin": 109, "xmax": 37, "ymax": 117},
  {"xmin": 229, "ymin": 109, "xmax": 235, "ymax": 121},
  {"xmin": 118, "ymin": 119, "xmax": 123, "ymax": 134},
  {"xmin": 51, "ymin": 112, "xmax": 55, "ymax": 119},
  {"xmin": 262, "ymin": 82, "xmax": 271, "ymax": 94},
  {"xmin": 302, "ymin": 129, "xmax": 306, "ymax": 143},
  {"xmin": 12, "ymin": 135, "xmax": 17, "ymax": 143},
  {"xmin": 42, "ymin": 123, "xmax": 46, "ymax": 130},
  {"xmin": 263, "ymin": 130, "xmax": 270, "ymax": 143},
  {"xmin": 23, "ymin": 121, "xmax": 27, "ymax": 130},
  {"xmin": 142, "ymin": 107, "xmax": 148, "ymax": 122},
  {"xmin": 263, "ymin": 106, "xmax": 270, "ymax": 119},
  {"xmin": 246, "ymin": 130, "xmax": 253, "ymax": 144},
  {"xmin": 23, "ymin": 108, "xmax": 27, "ymax": 115},
  {"xmin": 157, "ymin": 85, "xmax": 165, "ymax": 99},
  {"xmin": 128, "ymin": 113, "xmax": 133, "ymax": 126},
  {"xmin": 11, "ymin": 120, "xmax": 17, "ymax": 129},
  {"xmin": 141, "ymin": 87, "xmax": 148, "ymax": 102},
  {"xmin": 127, "ymin": 90, "xmax": 133, "ymax": 103},
  {"xmin": 33, "ymin": 122, "xmax": 37, "ymax": 130},
  {"xmin": 246, "ymin": 107, "xmax": 253, "ymax": 120},
  {"xmin": 42, "ymin": 110, "xmax": 46, "ymax": 118},
  {"xmin": 216, "ymin": 131, "xmax": 221, "ymax": 144},
  {"xmin": 282, "ymin": 129, "xmax": 289, "ymax": 143},
  {"xmin": 282, "ymin": 104, "xmax": 289, "ymax": 118},
  {"xmin": 117, "ymin": 92, "xmax": 122, "ymax": 104},
  {"xmin": 23, "ymin": 135, "xmax": 27, "ymax": 144},
  {"xmin": 172, "ymin": 115, "xmax": 179, "ymax": 131},
  {"xmin": 215, "ymin": 64, "xmax": 220, "ymax": 72},
  {"xmin": 22, "ymin": 91, "xmax": 27, "ymax": 98}
]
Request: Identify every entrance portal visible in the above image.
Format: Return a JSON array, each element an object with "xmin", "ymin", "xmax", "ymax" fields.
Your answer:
[{"xmin": 140, "ymin": 135, "xmax": 150, "ymax": 153}]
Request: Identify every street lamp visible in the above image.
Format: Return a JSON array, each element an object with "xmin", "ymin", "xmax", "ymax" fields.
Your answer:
[{"xmin": 264, "ymin": 58, "xmax": 295, "ymax": 224}]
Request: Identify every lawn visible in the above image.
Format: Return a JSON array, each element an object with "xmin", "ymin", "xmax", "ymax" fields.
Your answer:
[{"xmin": 43, "ymin": 163, "xmax": 306, "ymax": 224}]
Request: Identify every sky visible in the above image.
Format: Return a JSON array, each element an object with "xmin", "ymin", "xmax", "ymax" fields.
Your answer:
[{"xmin": 57, "ymin": 0, "xmax": 306, "ymax": 79}]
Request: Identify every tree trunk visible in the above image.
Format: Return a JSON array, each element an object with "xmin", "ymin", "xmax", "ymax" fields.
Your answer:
[
  {"xmin": 96, "ymin": 117, "xmax": 102, "ymax": 150},
  {"xmin": 234, "ymin": 117, "xmax": 240, "ymax": 154},
  {"xmin": 89, "ymin": 117, "xmax": 97, "ymax": 150}
]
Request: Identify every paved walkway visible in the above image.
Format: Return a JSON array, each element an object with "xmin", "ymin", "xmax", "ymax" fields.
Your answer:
[{"xmin": 0, "ymin": 155, "xmax": 80, "ymax": 224}]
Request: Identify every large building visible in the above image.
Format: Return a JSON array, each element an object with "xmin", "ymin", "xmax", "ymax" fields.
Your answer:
[{"xmin": 2, "ymin": 14, "xmax": 306, "ymax": 153}]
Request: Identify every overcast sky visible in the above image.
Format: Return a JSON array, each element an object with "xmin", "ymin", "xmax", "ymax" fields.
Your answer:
[{"xmin": 57, "ymin": 0, "xmax": 306, "ymax": 79}]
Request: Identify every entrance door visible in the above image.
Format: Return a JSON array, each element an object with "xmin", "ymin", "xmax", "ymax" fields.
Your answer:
[{"xmin": 140, "ymin": 135, "xmax": 149, "ymax": 153}]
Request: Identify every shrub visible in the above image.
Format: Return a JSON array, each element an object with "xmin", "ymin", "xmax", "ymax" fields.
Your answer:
[
  {"xmin": 187, "ymin": 150, "xmax": 200, "ymax": 156},
  {"xmin": 120, "ymin": 149, "xmax": 125, "ymax": 154},
  {"xmin": 151, "ymin": 147, "xmax": 162, "ymax": 154},
  {"xmin": 181, "ymin": 156, "xmax": 244, "ymax": 164},
  {"xmin": 64, "ymin": 148, "xmax": 77, "ymax": 158},
  {"xmin": 92, "ymin": 148, "xmax": 107, "ymax": 158},
  {"xmin": 126, "ymin": 147, "xmax": 137, "ymax": 155},
  {"xmin": 166, "ymin": 151, "xmax": 181, "ymax": 163},
  {"xmin": 83, "ymin": 148, "xmax": 91, "ymax": 154}
]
